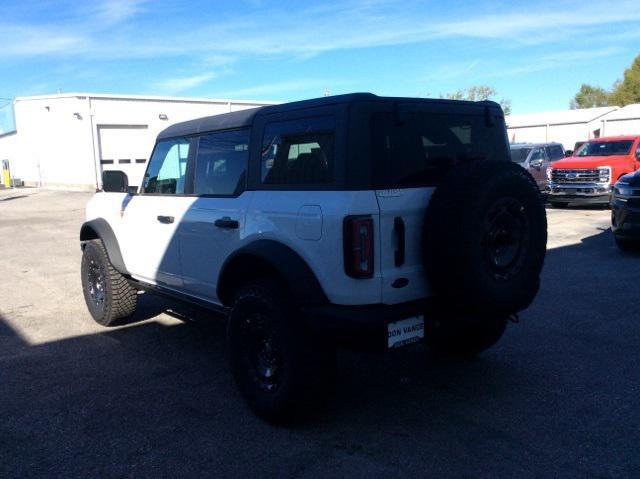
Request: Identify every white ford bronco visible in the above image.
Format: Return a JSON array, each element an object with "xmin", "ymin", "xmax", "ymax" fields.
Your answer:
[{"xmin": 80, "ymin": 93, "xmax": 547, "ymax": 421}]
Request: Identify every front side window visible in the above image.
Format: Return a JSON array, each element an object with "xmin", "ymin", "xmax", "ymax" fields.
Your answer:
[
  {"xmin": 143, "ymin": 138, "xmax": 190, "ymax": 194},
  {"xmin": 578, "ymin": 140, "xmax": 633, "ymax": 157},
  {"xmin": 261, "ymin": 116, "xmax": 335, "ymax": 186},
  {"xmin": 194, "ymin": 129, "xmax": 250, "ymax": 196}
]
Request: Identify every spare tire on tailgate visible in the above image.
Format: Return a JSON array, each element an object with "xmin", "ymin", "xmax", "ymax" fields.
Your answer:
[{"xmin": 423, "ymin": 160, "xmax": 547, "ymax": 315}]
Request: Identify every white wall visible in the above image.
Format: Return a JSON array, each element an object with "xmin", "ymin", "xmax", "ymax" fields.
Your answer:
[
  {"xmin": 508, "ymin": 125, "xmax": 547, "ymax": 144},
  {"xmin": 507, "ymin": 122, "xmax": 604, "ymax": 150},
  {"xmin": 603, "ymin": 118, "xmax": 640, "ymax": 136},
  {"xmin": 0, "ymin": 94, "xmax": 270, "ymax": 191},
  {"xmin": 11, "ymin": 96, "xmax": 97, "ymax": 189},
  {"xmin": 507, "ymin": 105, "xmax": 640, "ymax": 150}
]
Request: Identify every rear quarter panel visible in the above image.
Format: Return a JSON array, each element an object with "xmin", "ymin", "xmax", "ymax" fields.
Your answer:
[{"xmin": 245, "ymin": 190, "xmax": 382, "ymax": 305}]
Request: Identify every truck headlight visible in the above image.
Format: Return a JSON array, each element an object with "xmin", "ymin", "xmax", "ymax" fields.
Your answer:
[
  {"xmin": 597, "ymin": 166, "xmax": 611, "ymax": 183},
  {"xmin": 546, "ymin": 167, "xmax": 552, "ymax": 181}
]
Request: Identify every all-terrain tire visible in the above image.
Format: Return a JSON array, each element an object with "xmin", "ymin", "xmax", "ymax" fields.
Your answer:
[
  {"xmin": 81, "ymin": 239, "xmax": 137, "ymax": 326},
  {"xmin": 423, "ymin": 161, "xmax": 547, "ymax": 316},
  {"xmin": 227, "ymin": 279, "xmax": 335, "ymax": 423}
]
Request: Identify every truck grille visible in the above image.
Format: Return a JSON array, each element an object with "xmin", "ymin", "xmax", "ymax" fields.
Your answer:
[{"xmin": 551, "ymin": 168, "xmax": 608, "ymax": 184}]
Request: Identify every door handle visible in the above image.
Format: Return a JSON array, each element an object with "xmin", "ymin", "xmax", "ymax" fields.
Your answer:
[
  {"xmin": 214, "ymin": 217, "xmax": 239, "ymax": 229},
  {"xmin": 157, "ymin": 215, "xmax": 174, "ymax": 224}
]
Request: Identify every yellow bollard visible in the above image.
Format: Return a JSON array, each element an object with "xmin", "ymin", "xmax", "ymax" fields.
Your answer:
[{"xmin": 1, "ymin": 160, "xmax": 11, "ymax": 188}]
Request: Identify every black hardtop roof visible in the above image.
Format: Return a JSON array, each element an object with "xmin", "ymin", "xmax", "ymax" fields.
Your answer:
[{"xmin": 157, "ymin": 92, "xmax": 502, "ymax": 140}]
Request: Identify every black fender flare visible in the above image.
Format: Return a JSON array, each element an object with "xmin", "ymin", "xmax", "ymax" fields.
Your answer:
[
  {"xmin": 217, "ymin": 240, "xmax": 328, "ymax": 306},
  {"xmin": 80, "ymin": 218, "xmax": 129, "ymax": 275}
]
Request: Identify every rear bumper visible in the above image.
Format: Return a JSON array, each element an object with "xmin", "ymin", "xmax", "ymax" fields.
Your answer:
[{"xmin": 302, "ymin": 299, "xmax": 431, "ymax": 350}]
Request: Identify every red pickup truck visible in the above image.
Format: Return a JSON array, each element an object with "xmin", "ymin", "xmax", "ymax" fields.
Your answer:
[{"xmin": 547, "ymin": 135, "xmax": 640, "ymax": 207}]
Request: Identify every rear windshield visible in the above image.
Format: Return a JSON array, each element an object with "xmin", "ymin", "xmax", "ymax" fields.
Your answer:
[
  {"xmin": 371, "ymin": 112, "xmax": 506, "ymax": 188},
  {"xmin": 577, "ymin": 140, "xmax": 633, "ymax": 156},
  {"xmin": 510, "ymin": 148, "xmax": 531, "ymax": 164}
]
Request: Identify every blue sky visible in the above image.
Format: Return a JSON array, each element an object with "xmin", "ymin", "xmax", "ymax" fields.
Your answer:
[{"xmin": 0, "ymin": 0, "xmax": 639, "ymax": 114}]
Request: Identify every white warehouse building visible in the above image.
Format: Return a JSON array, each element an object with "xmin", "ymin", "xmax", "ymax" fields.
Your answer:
[
  {"xmin": 0, "ymin": 93, "xmax": 274, "ymax": 190},
  {"xmin": 3, "ymin": 94, "xmax": 639, "ymax": 191},
  {"xmin": 506, "ymin": 103, "xmax": 640, "ymax": 151},
  {"xmin": 599, "ymin": 104, "xmax": 640, "ymax": 136}
]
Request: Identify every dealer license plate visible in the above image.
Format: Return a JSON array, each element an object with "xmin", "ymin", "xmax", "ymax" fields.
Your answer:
[{"xmin": 387, "ymin": 315, "xmax": 425, "ymax": 349}]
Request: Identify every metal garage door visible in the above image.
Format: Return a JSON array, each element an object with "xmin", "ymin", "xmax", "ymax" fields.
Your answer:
[{"xmin": 98, "ymin": 125, "xmax": 151, "ymax": 188}]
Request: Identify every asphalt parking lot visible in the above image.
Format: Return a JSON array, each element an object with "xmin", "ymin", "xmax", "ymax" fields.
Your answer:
[{"xmin": 1, "ymin": 189, "xmax": 639, "ymax": 478}]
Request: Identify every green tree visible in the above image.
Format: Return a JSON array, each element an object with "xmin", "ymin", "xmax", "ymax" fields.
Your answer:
[
  {"xmin": 443, "ymin": 85, "xmax": 512, "ymax": 115},
  {"xmin": 570, "ymin": 84, "xmax": 610, "ymax": 109},
  {"xmin": 608, "ymin": 54, "xmax": 640, "ymax": 106}
]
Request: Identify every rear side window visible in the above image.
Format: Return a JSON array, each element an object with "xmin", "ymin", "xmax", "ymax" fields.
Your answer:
[
  {"xmin": 261, "ymin": 116, "xmax": 335, "ymax": 186},
  {"xmin": 546, "ymin": 145, "xmax": 565, "ymax": 161},
  {"xmin": 194, "ymin": 129, "xmax": 249, "ymax": 196},
  {"xmin": 371, "ymin": 112, "xmax": 506, "ymax": 188},
  {"xmin": 143, "ymin": 138, "xmax": 190, "ymax": 194}
]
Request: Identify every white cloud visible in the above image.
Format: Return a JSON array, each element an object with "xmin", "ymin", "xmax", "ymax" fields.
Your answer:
[
  {"xmin": 211, "ymin": 79, "xmax": 346, "ymax": 100},
  {"xmin": 1, "ymin": 0, "xmax": 639, "ymax": 62},
  {"xmin": 0, "ymin": 25, "xmax": 86, "ymax": 56},
  {"xmin": 153, "ymin": 72, "xmax": 219, "ymax": 94},
  {"xmin": 94, "ymin": 0, "xmax": 147, "ymax": 25},
  {"xmin": 481, "ymin": 46, "xmax": 627, "ymax": 79}
]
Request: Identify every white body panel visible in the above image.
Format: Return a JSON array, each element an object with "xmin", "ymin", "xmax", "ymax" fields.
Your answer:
[
  {"xmin": 246, "ymin": 191, "xmax": 381, "ymax": 305},
  {"xmin": 178, "ymin": 193, "xmax": 254, "ymax": 301},
  {"xmin": 118, "ymin": 195, "xmax": 194, "ymax": 288},
  {"xmin": 375, "ymin": 187, "xmax": 433, "ymax": 304},
  {"xmin": 86, "ymin": 185, "xmax": 435, "ymax": 307}
]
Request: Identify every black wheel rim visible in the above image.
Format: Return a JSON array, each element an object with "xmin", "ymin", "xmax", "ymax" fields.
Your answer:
[
  {"xmin": 87, "ymin": 256, "xmax": 106, "ymax": 309},
  {"xmin": 483, "ymin": 197, "xmax": 529, "ymax": 281},
  {"xmin": 240, "ymin": 313, "xmax": 283, "ymax": 392}
]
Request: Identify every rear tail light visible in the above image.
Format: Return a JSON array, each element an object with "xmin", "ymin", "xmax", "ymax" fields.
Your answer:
[{"xmin": 344, "ymin": 216, "xmax": 374, "ymax": 279}]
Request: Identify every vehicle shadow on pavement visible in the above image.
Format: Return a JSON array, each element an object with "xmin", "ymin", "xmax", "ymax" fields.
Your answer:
[
  {"xmin": 2, "ymin": 228, "xmax": 639, "ymax": 477},
  {"xmin": 0, "ymin": 194, "xmax": 30, "ymax": 202}
]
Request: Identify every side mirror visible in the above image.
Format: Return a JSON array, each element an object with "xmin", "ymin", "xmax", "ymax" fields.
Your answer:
[
  {"xmin": 565, "ymin": 150, "xmax": 573, "ymax": 157},
  {"xmin": 636, "ymin": 147, "xmax": 640, "ymax": 160},
  {"xmin": 102, "ymin": 170, "xmax": 129, "ymax": 193},
  {"xmin": 530, "ymin": 159, "xmax": 543, "ymax": 169}
]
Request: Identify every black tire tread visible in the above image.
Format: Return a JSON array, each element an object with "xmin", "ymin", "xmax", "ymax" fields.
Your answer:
[
  {"xmin": 423, "ymin": 160, "xmax": 547, "ymax": 315},
  {"xmin": 82, "ymin": 239, "xmax": 137, "ymax": 326},
  {"xmin": 227, "ymin": 278, "xmax": 334, "ymax": 423}
]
